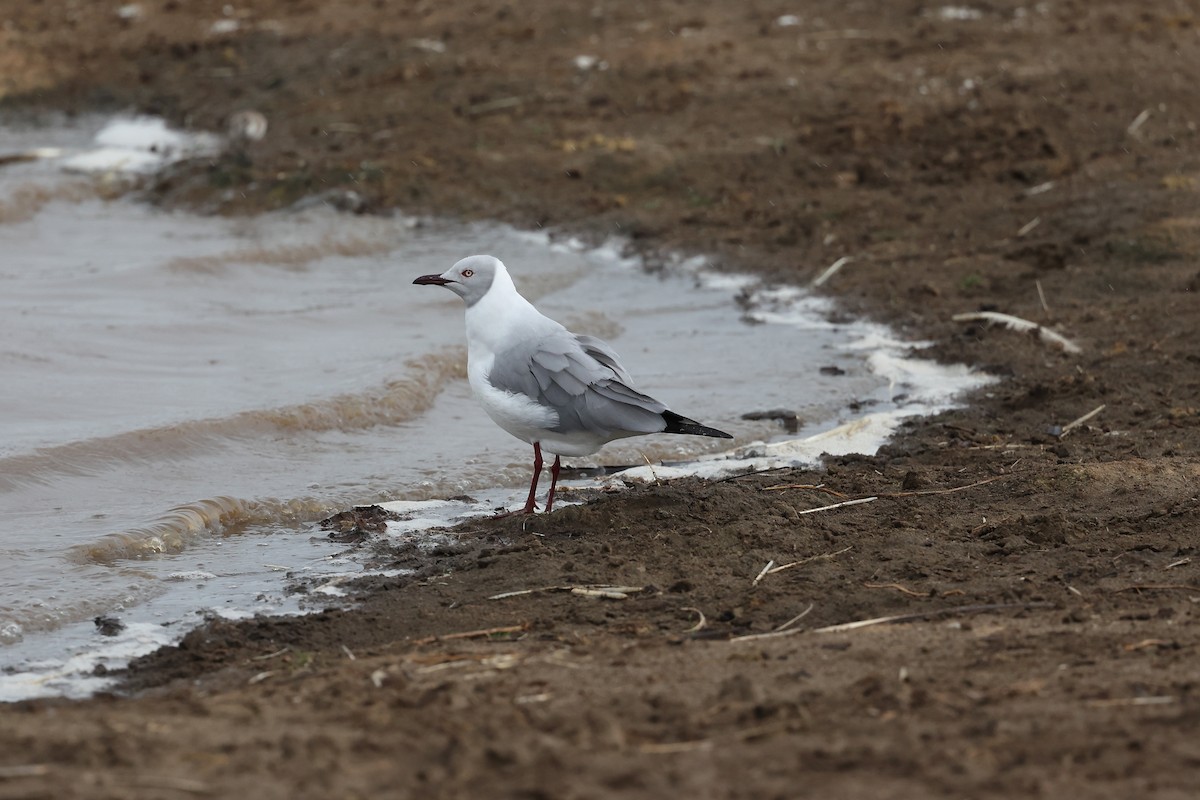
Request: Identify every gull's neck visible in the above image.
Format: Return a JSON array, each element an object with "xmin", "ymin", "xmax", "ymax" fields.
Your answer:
[{"xmin": 464, "ymin": 267, "xmax": 557, "ymax": 356}]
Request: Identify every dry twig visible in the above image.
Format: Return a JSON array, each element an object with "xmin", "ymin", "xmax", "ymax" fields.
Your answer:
[
  {"xmin": 1017, "ymin": 216, "xmax": 1042, "ymax": 237},
  {"xmin": 1127, "ymin": 108, "xmax": 1151, "ymax": 137},
  {"xmin": 729, "ymin": 626, "xmax": 808, "ymax": 643},
  {"xmin": 1087, "ymin": 695, "xmax": 1175, "ymax": 708},
  {"xmin": 811, "ymin": 256, "xmax": 852, "ymax": 287},
  {"xmin": 863, "ymin": 582, "xmax": 928, "ymax": 597},
  {"xmin": 489, "ymin": 584, "xmax": 646, "ymax": 600},
  {"xmin": 761, "ymin": 483, "xmax": 849, "ymax": 498},
  {"xmin": 882, "ymin": 475, "xmax": 1005, "ymax": 498},
  {"xmin": 1059, "ymin": 404, "xmax": 1106, "ymax": 437},
  {"xmin": 715, "ymin": 466, "xmax": 791, "ymax": 484},
  {"xmin": 1123, "ymin": 639, "xmax": 1175, "ymax": 652},
  {"xmin": 728, "ymin": 605, "xmax": 815, "ymax": 642},
  {"xmin": 775, "ymin": 603, "xmax": 816, "ymax": 632},
  {"xmin": 411, "ymin": 623, "xmax": 529, "ymax": 645},
  {"xmin": 766, "ymin": 545, "xmax": 853, "ymax": 576},
  {"xmin": 681, "ymin": 606, "xmax": 707, "ymax": 633},
  {"xmin": 812, "ymin": 602, "xmax": 1054, "ymax": 634},
  {"xmin": 571, "ymin": 587, "xmax": 635, "ymax": 599},
  {"xmin": 641, "ymin": 453, "xmax": 662, "ymax": 486},
  {"xmin": 953, "ymin": 311, "xmax": 1081, "ymax": 353},
  {"xmin": 1036, "ymin": 279, "xmax": 1050, "ymax": 313},
  {"xmin": 796, "ymin": 496, "xmax": 877, "ymax": 515},
  {"xmin": 1114, "ymin": 584, "xmax": 1200, "ymax": 594}
]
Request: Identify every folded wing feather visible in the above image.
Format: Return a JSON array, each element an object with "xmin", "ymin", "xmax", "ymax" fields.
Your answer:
[{"xmin": 487, "ymin": 331, "xmax": 667, "ymax": 437}]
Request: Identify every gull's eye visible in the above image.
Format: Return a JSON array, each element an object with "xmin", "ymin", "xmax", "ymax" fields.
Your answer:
[{"xmin": 461, "ymin": 268, "xmax": 475, "ymax": 278}]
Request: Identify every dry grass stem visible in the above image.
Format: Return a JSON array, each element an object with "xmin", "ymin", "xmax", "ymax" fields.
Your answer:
[
  {"xmin": 681, "ymin": 606, "xmax": 707, "ymax": 633},
  {"xmin": 1059, "ymin": 404, "xmax": 1106, "ymax": 437},
  {"xmin": 811, "ymin": 256, "xmax": 852, "ymax": 287},
  {"xmin": 1087, "ymin": 695, "xmax": 1175, "ymax": 708},
  {"xmin": 1017, "ymin": 216, "xmax": 1042, "ymax": 237},
  {"xmin": 1114, "ymin": 584, "xmax": 1200, "ymax": 594},
  {"xmin": 728, "ymin": 625, "xmax": 809, "ymax": 643},
  {"xmin": 715, "ymin": 466, "xmax": 792, "ymax": 484},
  {"xmin": 766, "ymin": 545, "xmax": 853, "ymax": 575},
  {"xmin": 797, "ymin": 496, "xmax": 877, "ymax": 515},
  {"xmin": 966, "ymin": 443, "xmax": 1031, "ymax": 451},
  {"xmin": 488, "ymin": 586, "xmax": 560, "ymax": 600},
  {"xmin": 412, "ymin": 623, "xmax": 529, "ymax": 645},
  {"xmin": 884, "ymin": 475, "xmax": 1005, "ymax": 497},
  {"xmin": 812, "ymin": 602, "xmax": 1055, "ymax": 634},
  {"xmin": 489, "ymin": 585, "xmax": 647, "ymax": 601},
  {"xmin": 751, "ymin": 560, "xmax": 776, "ymax": 586},
  {"xmin": 1036, "ymin": 279, "xmax": 1050, "ymax": 313},
  {"xmin": 571, "ymin": 587, "xmax": 635, "ymax": 599},
  {"xmin": 250, "ymin": 647, "xmax": 291, "ymax": 662},
  {"xmin": 1127, "ymin": 108, "xmax": 1151, "ymax": 137},
  {"xmin": 864, "ymin": 582, "xmax": 928, "ymax": 597},
  {"xmin": 1165, "ymin": 558, "xmax": 1192, "ymax": 570},
  {"xmin": 762, "ymin": 483, "xmax": 849, "ymax": 498},
  {"xmin": 775, "ymin": 603, "xmax": 815, "ymax": 632},
  {"xmin": 952, "ymin": 311, "xmax": 1082, "ymax": 353},
  {"xmin": 642, "ymin": 453, "xmax": 662, "ymax": 485}
]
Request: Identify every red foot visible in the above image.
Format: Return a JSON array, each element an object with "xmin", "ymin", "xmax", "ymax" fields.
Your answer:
[
  {"xmin": 493, "ymin": 445, "xmax": 563, "ymax": 516},
  {"xmin": 492, "ymin": 501, "xmax": 539, "ymax": 519}
]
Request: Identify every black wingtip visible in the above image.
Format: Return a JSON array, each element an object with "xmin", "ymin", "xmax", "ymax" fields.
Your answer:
[{"xmin": 662, "ymin": 410, "xmax": 733, "ymax": 439}]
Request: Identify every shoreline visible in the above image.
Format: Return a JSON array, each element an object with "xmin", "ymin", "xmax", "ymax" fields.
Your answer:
[{"xmin": 1, "ymin": 2, "xmax": 1198, "ymax": 797}]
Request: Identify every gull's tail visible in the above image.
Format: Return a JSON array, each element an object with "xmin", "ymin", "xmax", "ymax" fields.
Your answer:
[{"xmin": 662, "ymin": 410, "xmax": 733, "ymax": 439}]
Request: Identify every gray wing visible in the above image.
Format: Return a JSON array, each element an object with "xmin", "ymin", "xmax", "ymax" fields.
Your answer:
[{"xmin": 487, "ymin": 331, "xmax": 667, "ymax": 436}]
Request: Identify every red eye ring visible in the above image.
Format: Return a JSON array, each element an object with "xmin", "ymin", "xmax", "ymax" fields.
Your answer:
[{"xmin": 462, "ymin": 268, "xmax": 474, "ymax": 278}]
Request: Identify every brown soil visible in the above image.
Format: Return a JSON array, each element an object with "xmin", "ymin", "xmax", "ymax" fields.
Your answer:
[{"xmin": 2, "ymin": 2, "xmax": 1198, "ymax": 798}]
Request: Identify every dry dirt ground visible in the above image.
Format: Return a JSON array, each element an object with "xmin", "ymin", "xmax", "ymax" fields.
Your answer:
[{"xmin": 2, "ymin": 1, "xmax": 1199, "ymax": 798}]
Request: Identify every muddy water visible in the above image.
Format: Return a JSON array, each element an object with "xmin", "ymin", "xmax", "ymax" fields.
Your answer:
[{"xmin": 0, "ymin": 118, "xmax": 969, "ymax": 698}]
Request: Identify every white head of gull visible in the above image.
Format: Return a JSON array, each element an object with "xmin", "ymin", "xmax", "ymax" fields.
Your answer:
[{"xmin": 413, "ymin": 255, "xmax": 732, "ymax": 514}]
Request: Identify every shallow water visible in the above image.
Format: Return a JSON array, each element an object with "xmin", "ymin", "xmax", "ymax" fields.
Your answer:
[{"xmin": 0, "ymin": 117, "xmax": 987, "ymax": 699}]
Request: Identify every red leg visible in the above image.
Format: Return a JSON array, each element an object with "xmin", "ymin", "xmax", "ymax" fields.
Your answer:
[
  {"xmin": 519, "ymin": 442, "xmax": 544, "ymax": 515},
  {"xmin": 545, "ymin": 454, "xmax": 562, "ymax": 513}
]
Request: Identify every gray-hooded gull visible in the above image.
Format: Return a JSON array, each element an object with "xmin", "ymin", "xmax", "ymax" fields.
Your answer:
[{"xmin": 413, "ymin": 255, "xmax": 732, "ymax": 514}]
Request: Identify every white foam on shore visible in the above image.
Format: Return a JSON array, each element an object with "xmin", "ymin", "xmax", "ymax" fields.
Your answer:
[
  {"xmin": 0, "ymin": 622, "xmax": 175, "ymax": 702},
  {"xmin": 59, "ymin": 116, "xmax": 222, "ymax": 174}
]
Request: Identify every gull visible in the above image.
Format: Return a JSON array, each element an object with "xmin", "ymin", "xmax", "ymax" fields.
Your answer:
[{"xmin": 414, "ymin": 255, "xmax": 733, "ymax": 514}]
